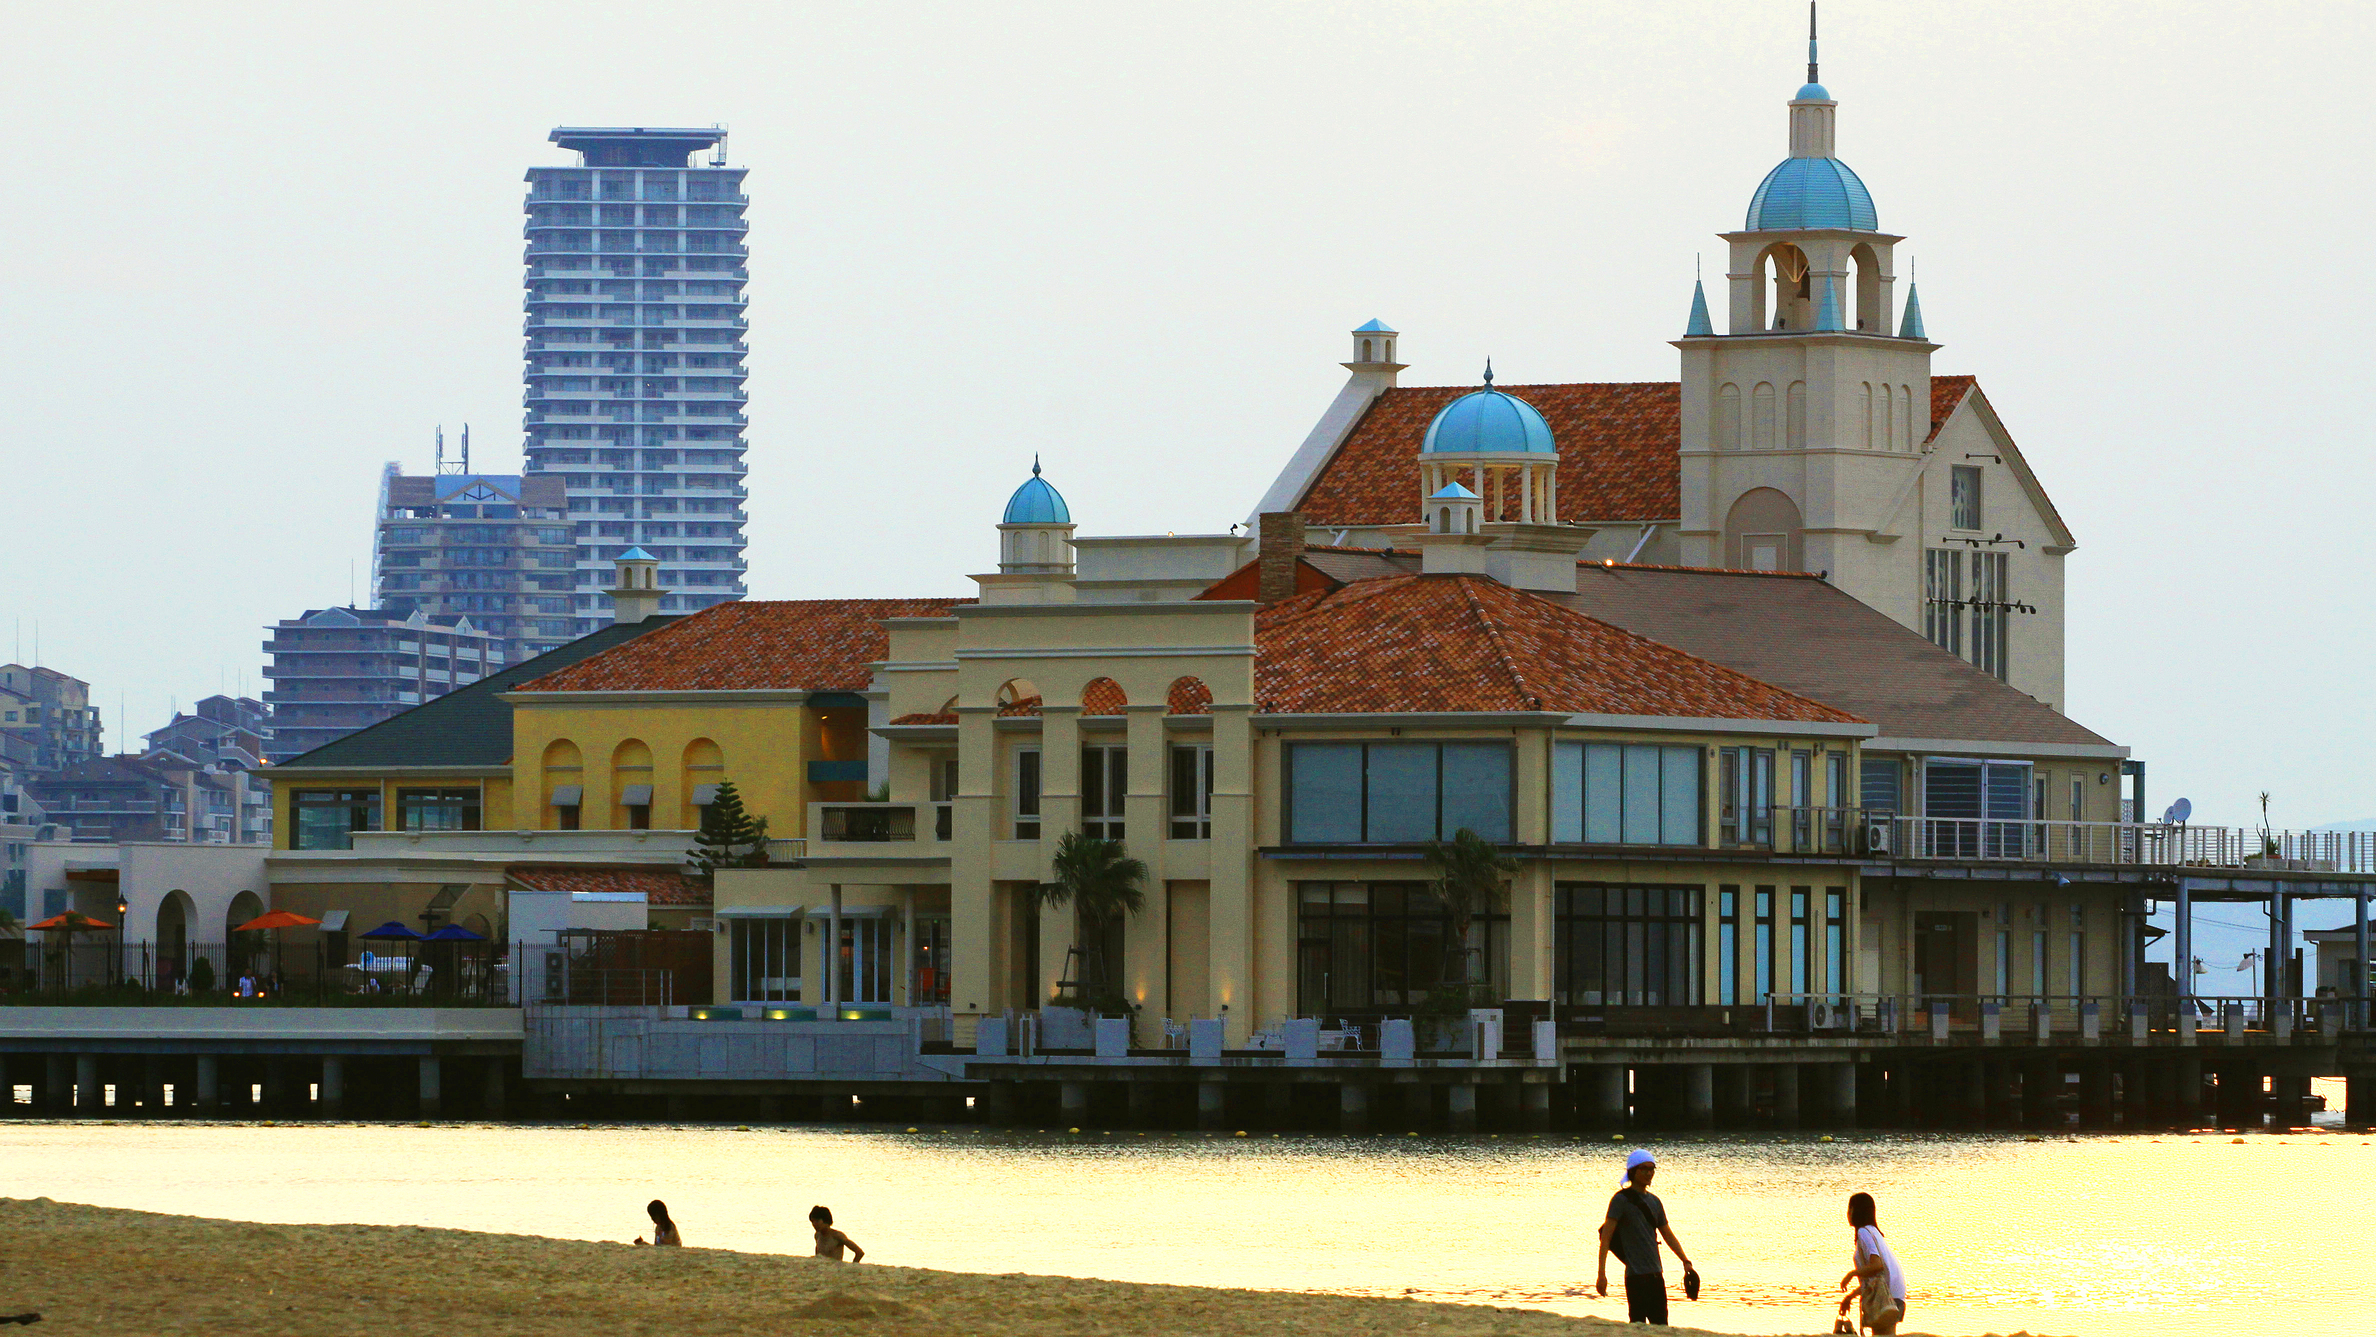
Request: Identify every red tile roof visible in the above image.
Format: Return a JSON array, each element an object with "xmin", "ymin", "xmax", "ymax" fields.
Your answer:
[
  {"xmin": 1081, "ymin": 678, "xmax": 1127, "ymax": 715},
  {"xmin": 508, "ymin": 864, "xmax": 711, "ymax": 906},
  {"xmin": 1253, "ymin": 573, "xmax": 1862, "ymax": 723},
  {"xmin": 888, "ymin": 711, "xmax": 958, "ymax": 726},
  {"xmin": 515, "ymin": 598, "xmax": 968, "ymax": 693},
  {"xmin": 1292, "ymin": 376, "xmax": 1981, "ymax": 525},
  {"xmin": 1166, "ymin": 678, "xmax": 1213, "ymax": 715},
  {"xmin": 997, "ymin": 695, "xmax": 1044, "ymax": 717}
]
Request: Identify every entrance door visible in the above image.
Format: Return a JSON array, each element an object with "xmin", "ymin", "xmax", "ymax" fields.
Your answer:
[{"xmin": 1913, "ymin": 911, "xmax": 1979, "ymax": 1020}]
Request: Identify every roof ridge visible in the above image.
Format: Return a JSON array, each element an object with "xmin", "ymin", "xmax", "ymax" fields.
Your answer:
[{"xmin": 1448, "ymin": 577, "xmax": 1543, "ymax": 712}]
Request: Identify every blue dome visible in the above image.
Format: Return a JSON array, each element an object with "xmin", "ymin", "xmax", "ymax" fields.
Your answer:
[
  {"xmin": 1422, "ymin": 387, "xmax": 1556, "ymax": 455},
  {"xmin": 1002, "ymin": 468, "xmax": 1070, "ymax": 524},
  {"xmin": 1795, "ymin": 82, "xmax": 1830, "ymax": 101},
  {"xmin": 1745, "ymin": 156, "xmax": 1878, "ymax": 232}
]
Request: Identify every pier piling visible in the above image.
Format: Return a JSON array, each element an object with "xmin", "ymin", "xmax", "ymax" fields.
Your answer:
[
  {"xmin": 320, "ymin": 1057, "xmax": 345, "ymax": 1118},
  {"xmin": 193, "ymin": 1055, "xmax": 219, "ymax": 1114},
  {"xmin": 1446, "ymin": 1083, "xmax": 1477, "ymax": 1133},
  {"xmin": 1196, "ymin": 1080, "xmax": 1225, "ymax": 1131},
  {"xmin": 1770, "ymin": 1064, "xmax": 1801, "ymax": 1129},
  {"xmin": 1338, "ymin": 1083, "xmax": 1369, "ymax": 1134},
  {"xmin": 417, "ymin": 1057, "xmax": 443, "ymax": 1119},
  {"xmin": 1520, "ymin": 1082, "xmax": 1550, "ymax": 1132},
  {"xmin": 74, "ymin": 1055, "xmax": 99, "ymax": 1113},
  {"xmin": 1059, "ymin": 1082, "xmax": 1089, "ymax": 1125},
  {"xmin": 1583, "ymin": 1066, "xmax": 1628, "ymax": 1130}
]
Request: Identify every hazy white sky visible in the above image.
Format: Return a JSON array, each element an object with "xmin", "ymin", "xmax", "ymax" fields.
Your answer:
[{"xmin": 4, "ymin": 1, "xmax": 2373, "ymax": 849}]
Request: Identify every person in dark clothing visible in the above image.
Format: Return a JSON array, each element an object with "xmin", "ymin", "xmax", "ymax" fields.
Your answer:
[{"xmin": 1595, "ymin": 1148, "xmax": 1694, "ymax": 1325}]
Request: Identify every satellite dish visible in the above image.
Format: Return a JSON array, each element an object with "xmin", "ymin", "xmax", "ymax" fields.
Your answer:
[{"xmin": 2162, "ymin": 797, "xmax": 2193, "ymax": 824}]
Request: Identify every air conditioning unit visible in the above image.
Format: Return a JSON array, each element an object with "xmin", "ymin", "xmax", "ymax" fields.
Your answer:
[{"xmin": 1865, "ymin": 822, "xmax": 1892, "ymax": 856}]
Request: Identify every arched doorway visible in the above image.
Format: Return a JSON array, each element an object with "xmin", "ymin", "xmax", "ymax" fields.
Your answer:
[
  {"xmin": 225, "ymin": 890, "xmax": 266, "ymax": 983},
  {"xmin": 156, "ymin": 890, "xmax": 195, "ymax": 988},
  {"xmin": 1724, "ymin": 488, "xmax": 1806, "ymax": 572}
]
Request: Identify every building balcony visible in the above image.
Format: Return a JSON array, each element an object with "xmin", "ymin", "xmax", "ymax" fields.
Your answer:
[
  {"xmin": 1862, "ymin": 814, "xmax": 2376, "ymax": 872},
  {"xmin": 809, "ymin": 801, "xmax": 954, "ymax": 853}
]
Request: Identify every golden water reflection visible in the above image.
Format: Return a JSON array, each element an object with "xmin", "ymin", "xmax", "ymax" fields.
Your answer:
[{"xmin": 1, "ymin": 1117, "xmax": 2367, "ymax": 1336}]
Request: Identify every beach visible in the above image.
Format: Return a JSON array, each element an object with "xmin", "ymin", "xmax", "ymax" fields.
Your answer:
[{"xmin": 0, "ymin": 1196, "xmax": 2016, "ymax": 1337}]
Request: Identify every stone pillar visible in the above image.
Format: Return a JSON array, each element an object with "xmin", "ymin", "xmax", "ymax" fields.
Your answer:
[
  {"xmin": 1520, "ymin": 1083, "xmax": 1551, "ymax": 1132},
  {"xmin": 2271, "ymin": 1072, "xmax": 2309, "ymax": 1129},
  {"xmin": 1583, "ymin": 1066, "xmax": 1628, "ymax": 1129},
  {"xmin": 2346, "ymin": 1066, "xmax": 2376, "ymax": 1129},
  {"xmin": 1339, "ymin": 1083, "xmax": 1370, "ymax": 1134},
  {"xmin": 1959, "ymin": 1062, "xmax": 1989, "ymax": 1129},
  {"xmin": 2079, "ymin": 1061, "xmax": 2114, "ymax": 1129},
  {"xmin": 1825, "ymin": 1063, "xmax": 1858, "ymax": 1128},
  {"xmin": 1196, "ymin": 1079, "xmax": 1226, "ymax": 1131},
  {"xmin": 2175, "ymin": 1056, "xmax": 2204, "ymax": 1127},
  {"xmin": 1446, "ymin": 1082, "xmax": 1477, "ymax": 1134},
  {"xmin": 1678, "ymin": 1064, "xmax": 1714, "ymax": 1130},
  {"xmin": 264, "ymin": 1059, "xmax": 293, "ymax": 1116},
  {"xmin": 481, "ymin": 1060, "xmax": 507, "ymax": 1119},
  {"xmin": 1982, "ymin": 1060, "xmax": 2014, "ymax": 1128},
  {"xmin": 139, "ymin": 1056, "xmax": 165, "ymax": 1116},
  {"xmin": 1059, "ymin": 1082, "xmax": 1090, "ymax": 1125},
  {"xmin": 319, "ymin": 1057, "xmax": 346, "ymax": 1118},
  {"xmin": 74, "ymin": 1054, "xmax": 100, "ymax": 1113},
  {"xmin": 42, "ymin": 1054, "xmax": 69, "ymax": 1114},
  {"xmin": 194, "ymin": 1055, "xmax": 220, "ymax": 1114},
  {"xmin": 2024, "ymin": 1058, "xmax": 2062, "ymax": 1129},
  {"xmin": 1713, "ymin": 1065, "xmax": 1750, "ymax": 1128},
  {"xmin": 417, "ymin": 1057, "xmax": 443, "ymax": 1119},
  {"xmin": 1771, "ymin": 1064, "xmax": 1802, "ymax": 1129}
]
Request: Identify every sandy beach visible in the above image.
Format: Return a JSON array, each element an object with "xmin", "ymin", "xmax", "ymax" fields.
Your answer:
[{"xmin": 0, "ymin": 1196, "xmax": 2034, "ymax": 1337}]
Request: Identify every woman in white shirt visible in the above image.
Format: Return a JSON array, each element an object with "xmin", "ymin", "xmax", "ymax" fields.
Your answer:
[{"xmin": 1836, "ymin": 1192, "xmax": 1905, "ymax": 1334}]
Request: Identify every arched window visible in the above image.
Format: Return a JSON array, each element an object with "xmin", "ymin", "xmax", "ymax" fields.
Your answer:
[
  {"xmin": 1715, "ymin": 383, "xmax": 1742, "ymax": 451},
  {"xmin": 226, "ymin": 890, "xmax": 266, "ymax": 976},
  {"xmin": 1751, "ymin": 383, "xmax": 1776, "ymax": 450},
  {"xmin": 1361, "ymin": 338, "xmax": 1374, "ymax": 361},
  {"xmin": 1166, "ymin": 677, "xmax": 1213, "ymax": 715},
  {"xmin": 1437, "ymin": 506, "xmax": 1451, "ymax": 533},
  {"xmin": 1764, "ymin": 244, "xmax": 1811, "ymax": 329},
  {"xmin": 612, "ymin": 738, "xmax": 654, "ymax": 829},
  {"xmin": 1859, "ymin": 383, "xmax": 1874, "ymax": 449},
  {"xmin": 1896, "ymin": 385, "xmax": 1913, "ymax": 450},
  {"xmin": 995, "ymin": 679, "xmax": 1042, "ymax": 716},
  {"xmin": 1724, "ymin": 488, "xmax": 1806, "ymax": 572},
  {"xmin": 1080, "ymin": 678, "xmax": 1127, "ymax": 715},
  {"xmin": 157, "ymin": 890, "xmax": 195, "ymax": 979},
  {"xmin": 681, "ymin": 737, "xmax": 724, "ymax": 827},
  {"xmin": 1786, "ymin": 382, "xmax": 1807, "ymax": 449},
  {"xmin": 1850, "ymin": 243, "xmax": 1882, "ymax": 331},
  {"xmin": 543, "ymin": 738, "xmax": 583, "ymax": 830}
]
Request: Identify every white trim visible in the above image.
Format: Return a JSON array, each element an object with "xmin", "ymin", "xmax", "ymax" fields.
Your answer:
[
  {"xmin": 952, "ymin": 646, "xmax": 1254, "ymax": 660},
  {"xmin": 716, "ymin": 904, "xmax": 804, "ymax": 919},
  {"xmin": 501, "ymin": 690, "xmax": 821, "ymax": 705},
  {"xmin": 1869, "ymin": 736, "xmax": 2127, "ymax": 761},
  {"xmin": 1249, "ymin": 366, "xmax": 1400, "ymax": 522},
  {"xmin": 957, "ymin": 601, "xmax": 1256, "ymax": 619}
]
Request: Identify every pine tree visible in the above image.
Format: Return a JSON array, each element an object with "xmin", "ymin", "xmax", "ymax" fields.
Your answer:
[{"xmin": 689, "ymin": 780, "xmax": 771, "ymax": 876}]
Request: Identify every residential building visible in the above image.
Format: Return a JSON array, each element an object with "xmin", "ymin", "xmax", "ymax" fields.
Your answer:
[
  {"xmin": 261, "ymin": 607, "xmax": 506, "ymax": 763},
  {"xmin": 521, "ymin": 126, "xmax": 751, "ymax": 635},
  {"xmin": 1252, "ymin": 70, "xmax": 2071, "ymax": 712},
  {"xmin": 24, "ymin": 754, "xmax": 265, "ymax": 846},
  {"xmin": 375, "ymin": 429, "xmax": 578, "ymax": 663},
  {"xmin": 0, "ymin": 665, "xmax": 103, "ymax": 775},
  {"xmin": 143, "ymin": 695, "xmax": 270, "ymax": 771}
]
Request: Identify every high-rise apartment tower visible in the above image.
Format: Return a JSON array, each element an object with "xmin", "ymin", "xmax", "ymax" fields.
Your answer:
[{"xmin": 522, "ymin": 127, "xmax": 750, "ymax": 634}]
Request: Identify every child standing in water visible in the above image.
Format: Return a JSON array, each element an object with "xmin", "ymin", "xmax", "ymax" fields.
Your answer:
[
  {"xmin": 636, "ymin": 1199, "xmax": 681, "ymax": 1247},
  {"xmin": 810, "ymin": 1205, "xmax": 864, "ymax": 1263}
]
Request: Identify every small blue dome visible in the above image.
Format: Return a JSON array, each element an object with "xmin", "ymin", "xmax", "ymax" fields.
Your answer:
[
  {"xmin": 1429, "ymin": 481, "xmax": 1480, "ymax": 500},
  {"xmin": 1745, "ymin": 155, "xmax": 1878, "ymax": 232},
  {"xmin": 1422, "ymin": 387, "xmax": 1556, "ymax": 455},
  {"xmin": 1795, "ymin": 82, "xmax": 1831, "ymax": 101},
  {"xmin": 1002, "ymin": 464, "xmax": 1070, "ymax": 524},
  {"xmin": 617, "ymin": 546, "xmax": 657, "ymax": 561}
]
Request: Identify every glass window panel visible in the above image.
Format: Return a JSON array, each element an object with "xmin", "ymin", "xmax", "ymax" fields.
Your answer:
[
  {"xmin": 1552, "ymin": 741, "xmax": 1584, "ymax": 843},
  {"xmin": 1288, "ymin": 743, "xmax": 1363, "ymax": 844},
  {"xmin": 1440, "ymin": 744, "xmax": 1512, "ymax": 841},
  {"xmin": 1583, "ymin": 744, "xmax": 1623, "ymax": 843},
  {"xmin": 1365, "ymin": 743, "xmax": 1438, "ymax": 844},
  {"xmin": 1621, "ymin": 745, "xmax": 1661, "ymax": 844},
  {"xmin": 1660, "ymin": 748, "xmax": 1700, "ymax": 845}
]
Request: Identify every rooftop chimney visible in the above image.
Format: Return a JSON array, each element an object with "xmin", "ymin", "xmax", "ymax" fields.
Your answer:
[
  {"xmin": 606, "ymin": 548, "xmax": 667, "ymax": 624},
  {"xmin": 1257, "ymin": 512, "xmax": 1308, "ymax": 604}
]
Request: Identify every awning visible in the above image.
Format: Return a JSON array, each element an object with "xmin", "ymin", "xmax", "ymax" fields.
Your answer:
[
  {"xmin": 716, "ymin": 904, "xmax": 804, "ymax": 919},
  {"xmin": 691, "ymin": 783, "xmax": 721, "ymax": 806},
  {"xmin": 549, "ymin": 785, "xmax": 583, "ymax": 806},
  {"xmin": 805, "ymin": 904, "xmax": 896, "ymax": 920},
  {"xmin": 320, "ymin": 910, "xmax": 350, "ymax": 932},
  {"xmin": 619, "ymin": 784, "xmax": 654, "ymax": 806}
]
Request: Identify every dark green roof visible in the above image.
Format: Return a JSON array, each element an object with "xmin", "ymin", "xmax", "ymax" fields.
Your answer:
[{"xmin": 268, "ymin": 618, "xmax": 681, "ymax": 771}]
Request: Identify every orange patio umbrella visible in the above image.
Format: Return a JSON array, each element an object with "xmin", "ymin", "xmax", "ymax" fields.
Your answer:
[
  {"xmin": 235, "ymin": 910, "xmax": 322, "ymax": 932},
  {"xmin": 27, "ymin": 911, "xmax": 113, "ymax": 932}
]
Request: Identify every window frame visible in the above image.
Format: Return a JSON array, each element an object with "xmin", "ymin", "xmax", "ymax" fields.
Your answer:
[
  {"xmin": 1554, "ymin": 883, "xmax": 1704, "ymax": 1008},
  {"xmin": 1552, "ymin": 741, "xmax": 1704, "ymax": 848},
  {"xmin": 1080, "ymin": 744, "xmax": 1127, "ymax": 841},
  {"xmin": 291, "ymin": 789, "xmax": 381, "ymax": 851},
  {"xmin": 1012, "ymin": 746, "xmax": 1042, "ymax": 840},
  {"xmin": 1281, "ymin": 740, "xmax": 1514, "ymax": 846},
  {"xmin": 1168, "ymin": 742, "xmax": 1214, "ymax": 840}
]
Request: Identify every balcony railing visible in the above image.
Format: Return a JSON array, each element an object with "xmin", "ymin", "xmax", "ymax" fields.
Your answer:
[
  {"xmin": 1867, "ymin": 815, "xmax": 2376, "ymax": 871},
  {"xmin": 814, "ymin": 801, "xmax": 954, "ymax": 844},
  {"xmin": 1758, "ymin": 992, "xmax": 2376, "ymax": 1038}
]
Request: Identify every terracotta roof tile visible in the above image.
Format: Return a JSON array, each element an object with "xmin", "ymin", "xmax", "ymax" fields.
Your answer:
[
  {"xmin": 888, "ymin": 711, "xmax": 958, "ymax": 726},
  {"xmin": 1294, "ymin": 375, "xmax": 1982, "ymax": 525},
  {"xmin": 1254, "ymin": 573, "xmax": 1861, "ymax": 724},
  {"xmin": 508, "ymin": 864, "xmax": 711, "ymax": 906},
  {"xmin": 516, "ymin": 598, "xmax": 968, "ymax": 693},
  {"xmin": 1080, "ymin": 678, "xmax": 1127, "ymax": 715},
  {"xmin": 997, "ymin": 695, "xmax": 1043, "ymax": 717},
  {"xmin": 1166, "ymin": 678, "xmax": 1213, "ymax": 715}
]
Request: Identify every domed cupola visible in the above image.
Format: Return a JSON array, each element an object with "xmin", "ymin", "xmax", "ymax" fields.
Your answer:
[
  {"xmin": 1742, "ymin": 11, "xmax": 1877, "ymax": 234},
  {"xmin": 998, "ymin": 457, "xmax": 1075, "ymax": 576},
  {"xmin": 1415, "ymin": 364, "xmax": 1562, "ymax": 527},
  {"xmin": 1421, "ymin": 365, "xmax": 1557, "ymax": 455}
]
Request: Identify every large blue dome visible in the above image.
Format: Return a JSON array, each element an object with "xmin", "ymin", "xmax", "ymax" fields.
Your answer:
[
  {"xmin": 1745, "ymin": 156, "xmax": 1878, "ymax": 232},
  {"xmin": 1422, "ymin": 387, "xmax": 1556, "ymax": 455},
  {"xmin": 1002, "ymin": 467, "xmax": 1070, "ymax": 524}
]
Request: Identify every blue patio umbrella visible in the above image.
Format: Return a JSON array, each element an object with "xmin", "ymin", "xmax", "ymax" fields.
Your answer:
[
  {"xmin": 357, "ymin": 921, "xmax": 424, "ymax": 941},
  {"xmin": 423, "ymin": 925, "xmax": 486, "ymax": 942}
]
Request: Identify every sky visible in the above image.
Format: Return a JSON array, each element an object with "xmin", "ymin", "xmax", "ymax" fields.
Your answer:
[{"xmin": 3, "ymin": 0, "xmax": 2373, "ymax": 895}]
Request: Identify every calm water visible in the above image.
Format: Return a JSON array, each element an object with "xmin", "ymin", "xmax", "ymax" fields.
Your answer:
[{"xmin": 3, "ymin": 1097, "xmax": 2367, "ymax": 1336}]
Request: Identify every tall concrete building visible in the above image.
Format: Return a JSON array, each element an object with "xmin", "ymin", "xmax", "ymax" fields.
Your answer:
[
  {"xmin": 260, "ymin": 606, "xmax": 505, "ymax": 763},
  {"xmin": 0, "ymin": 665, "xmax": 103, "ymax": 777},
  {"xmin": 375, "ymin": 427, "xmax": 577, "ymax": 664},
  {"xmin": 521, "ymin": 126, "xmax": 751, "ymax": 637}
]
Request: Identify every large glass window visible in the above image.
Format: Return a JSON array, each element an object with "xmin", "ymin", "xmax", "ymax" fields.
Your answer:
[
  {"xmin": 1970, "ymin": 550, "xmax": 2010, "ymax": 681},
  {"xmin": 1950, "ymin": 465, "xmax": 1983, "ymax": 531},
  {"xmin": 1012, "ymin": 747, "xmax": 1042, "ymax": 840},
  {"xmin": 397, "ymin": 787, "xmax": 481, "ymax": 832},
  {"xmin": 292, "ymin": 789, "xmax": 380, "ymax": 850},
  {"xmin": 1552, "ymin": 742, "xmax": 1701, "ymax": 846},
  {"xmin": 1718, "ymin": 886, "xmax": 1739, "ymax": 1005},
  {"xmin": 727, "ymin": 917, "xmax": 800, "ymax": 1001},
  {"xmin": 1924, "ymin": 548, "xmax": 1963, "ymax": 655},
  {"xmin": 1284, "ymin": 742, "xmax": 1512, "ymax": 845},
  {"xmin": 1719, "ymin": 747, "xmax": 1775, "ymax": 846},
  {"xmin": 1168, "ymin": 743, "xmax": 1214, "ymax": 839},
  {"xmin": 1789, "ymin": 887, "xmax": 1811, "ymax": 997},
  {"xmin": 1554, "ymin": 885, "xmax": 1704, "ymax": 1007},
  {"xmin": 1080, "ymin": 745, "xmax": 1126, "ymax": 841},
  {"xmin": 1296, "ymin": 881, "xmax": 1507, "ymax": 1012},
  {"xmin": 1754, "ymin": 887, "xmax": 1776, "ymax": 1002}
]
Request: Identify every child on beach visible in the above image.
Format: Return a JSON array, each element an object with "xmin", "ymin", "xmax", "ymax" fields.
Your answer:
[
  {"xmin": 1836, "ymin": 1192, "xmax": 1904, "ymax": 1334},
  {"xmin": 810, "ymin": 1205, "xmax": 863, "ymax": 1263},
  {"xmin": 634, "ymin": 1199, "xmax": 682, "ymax": 1247}
]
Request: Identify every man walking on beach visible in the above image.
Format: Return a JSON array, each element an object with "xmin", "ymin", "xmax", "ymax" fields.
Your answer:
[{"xmin": 1595, "ymin": 1148, "xmax": 1694, "ymax": 1325}]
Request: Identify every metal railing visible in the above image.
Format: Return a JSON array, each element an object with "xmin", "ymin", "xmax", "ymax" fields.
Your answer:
[
  {"xmin": 1743, "ymin": 810, "xmax": 2376, "ymax": 871},
  {"xmin": 813, "ymin": 801, "xmax": 953, "ymax": 843},
  {"xmin": 1758, "ymin": 991, "xmax": 2375, "ymax": 1037},
  {"xmin": 2, "ymin": 938, "xmax": 509, "ymax": 1005}
]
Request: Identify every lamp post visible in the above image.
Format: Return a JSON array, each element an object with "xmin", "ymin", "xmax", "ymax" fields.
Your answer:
[{"xmin": 115, "ymin": 894, "xmax": 129, "ymax": 989}]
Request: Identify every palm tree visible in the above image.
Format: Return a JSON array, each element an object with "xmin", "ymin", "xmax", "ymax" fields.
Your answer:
[
  {"xmin": 1422, "ymin": 827, "xmax": 1517, "ymax": 992},
  {"xmin": 1028, "ymin": 831, "xmax": 1148, "ymax": 1007}
]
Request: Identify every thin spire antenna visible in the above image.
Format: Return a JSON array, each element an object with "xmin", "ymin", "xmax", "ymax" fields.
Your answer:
[{"xmin": 1808, "ymin": 2, "xmax": 1819, "ymax": 85}]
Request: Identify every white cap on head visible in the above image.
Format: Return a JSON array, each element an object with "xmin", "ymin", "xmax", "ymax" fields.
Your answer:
[{"xmin": 1620, "ymin": 1148, "xmax": 1657, "ymax": 1186}]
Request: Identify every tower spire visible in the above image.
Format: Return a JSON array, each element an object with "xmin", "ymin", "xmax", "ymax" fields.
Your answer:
[
  {"xmin": 1684, "ymin": 277, "xmax": 1715, "ymax": 338},
  {"xmin": 1807, "ymin": 1, "xmax": 1819, "ymax": 86}
]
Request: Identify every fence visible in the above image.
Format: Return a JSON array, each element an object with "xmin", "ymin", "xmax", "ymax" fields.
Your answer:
[
  {"xmin": 1758, "ymin": 992, "xmax": 2375, "ymax": 1037},
  {"xmin": 1862, "ymin": 814, "xmax": 2376, "ymax": 871},
  {"xmin": 0, "ymin": 937, "xmax": 509, "ymax": 1005}
]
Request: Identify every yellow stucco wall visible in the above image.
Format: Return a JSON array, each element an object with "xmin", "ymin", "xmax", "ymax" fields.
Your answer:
[{"xmin": 506, "ymin": 697, "xmax": 814, "ymax": 834}]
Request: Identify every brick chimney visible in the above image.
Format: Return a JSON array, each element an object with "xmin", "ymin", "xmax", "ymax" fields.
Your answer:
[{"xmin": 1256, "ymin": 512, "xmax": 1307, "ymax": 604}]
